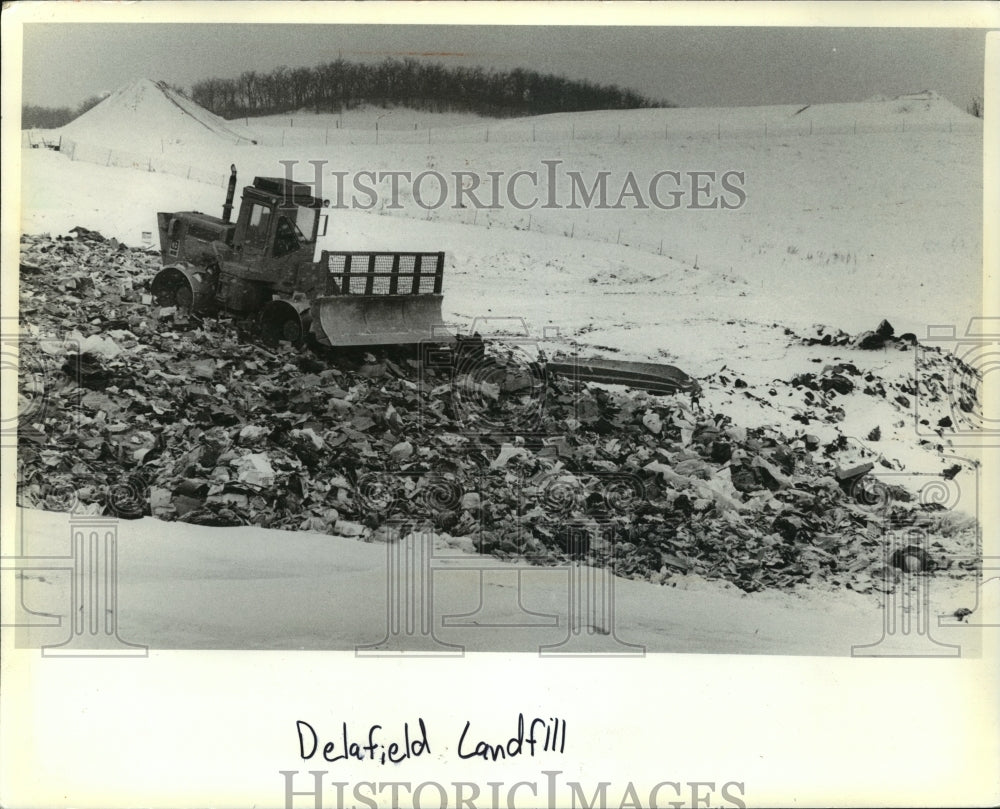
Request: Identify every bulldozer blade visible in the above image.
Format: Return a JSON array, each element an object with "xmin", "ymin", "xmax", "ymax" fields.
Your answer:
[
  {"xmin": 547, "ymin": 355, "xmax": 700, "ymax": 396},
  {"xmin": 313, "ymin": 294, "xmax": 452, "ymax": 347}
]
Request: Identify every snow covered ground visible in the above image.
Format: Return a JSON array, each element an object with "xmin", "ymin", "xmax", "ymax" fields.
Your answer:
[
  {"xmin": 28, "ymin": 84, "xmax": 982, "ymax": 340},
  {"xmin": 13, "ymin": 83, "xmax": 990, "ymax": 655},
  {"xmin": 12, "ymin": 506, "xmax": 990, "ymax": 656}
]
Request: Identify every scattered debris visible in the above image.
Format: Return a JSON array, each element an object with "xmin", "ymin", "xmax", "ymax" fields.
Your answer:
[{"xmin": 16, "ymin": 232, "xmax": 979, "ymax": 594}]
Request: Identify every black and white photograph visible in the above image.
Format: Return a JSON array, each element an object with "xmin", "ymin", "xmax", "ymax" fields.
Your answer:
[{"xmin": 2, "ymin": 3, "xmax": 998, "ymax": 807}]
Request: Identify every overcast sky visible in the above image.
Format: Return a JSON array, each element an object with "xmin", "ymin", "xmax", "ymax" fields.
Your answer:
[{"xmin": 20, "ymin": 24, "xmax": 991, "ymax": 111}]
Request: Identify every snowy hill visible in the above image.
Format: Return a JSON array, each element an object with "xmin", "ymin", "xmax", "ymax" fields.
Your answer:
[
  {"xmin": 477, "ymin": 89, "xmax": 976, "ymax": 140},
  {"xmin": 58, "ymin": 78, "xmax": 259, "ymax": 151}
]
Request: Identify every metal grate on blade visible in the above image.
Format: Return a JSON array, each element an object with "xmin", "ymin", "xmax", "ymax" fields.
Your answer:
[{"xmin": 325, "ymin": 251, "xmax": 441, "ymax": 295}]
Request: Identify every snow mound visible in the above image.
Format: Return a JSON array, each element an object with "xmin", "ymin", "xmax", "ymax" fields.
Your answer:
[{"xmin": 58, "ymin": 78, "xmax": 259, "ymax": 151}]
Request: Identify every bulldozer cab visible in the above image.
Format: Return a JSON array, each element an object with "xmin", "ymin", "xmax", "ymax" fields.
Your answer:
[{"xmin": 233, "ymin": 177, "xmax": 327, "ymax": 267}]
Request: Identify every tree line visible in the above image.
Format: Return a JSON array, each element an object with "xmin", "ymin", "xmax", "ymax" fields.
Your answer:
[
  {"xmin": 22, "ymin": 93, "xmax": 107, "ymax": 129},
  {"xmin": 189, "ymin": 58, "xmax": 670, "ymax": 119}
]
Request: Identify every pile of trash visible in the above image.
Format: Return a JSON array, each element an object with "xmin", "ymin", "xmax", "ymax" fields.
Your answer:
[
  {"xmin": 17, "ymin": 231, "xmax": 978, "ymax": 593},
  {"xmin": 796, "ymin": 319, "xmax": 917, "ymax": 351},
  {"xmin": 795, "ymin": 320, "xmax": 977, "ymax": 418}
]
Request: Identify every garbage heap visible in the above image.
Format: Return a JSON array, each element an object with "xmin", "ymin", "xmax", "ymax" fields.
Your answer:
[{"xmin": 17, "ymin": 231, "xmax": 977, "ymax": 593}]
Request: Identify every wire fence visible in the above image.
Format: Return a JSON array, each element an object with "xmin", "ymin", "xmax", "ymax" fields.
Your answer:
[
  {"xmin": 248, "ymin": 115, "xmax": 979, "ymax": 147},
  {"xmin": 362, "ymin": 200, "xmax": 711, "ymax": 266},
  {"xmin": 21, "ymin": 107, "xmax": 981, "ymax": 268},
  {"xmin": 357, "ymin": 202, "xmax": 877, "ymax": 281},
  {"xmin": 23, "ymin": 133, "xmax": 231, "ymax": 187},
  {"xmin": 23, "ymin": 111, "xmax": 979, "ymax": 190},
  {"xmin": 22, "ymin": 130, "xmax": 60, "ymax": 149}
]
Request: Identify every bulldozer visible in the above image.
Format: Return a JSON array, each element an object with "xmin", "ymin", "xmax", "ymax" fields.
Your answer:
[
  {"xmin": 151, "ymin": 165, "xmax": 447, "ymax": 347},
  {"xmin": 150, "ymin": 167, "xmax": 699, "ymax": 395}
]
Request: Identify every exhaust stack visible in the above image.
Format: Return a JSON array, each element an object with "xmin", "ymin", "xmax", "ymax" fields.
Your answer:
[{"xmin": 222, "ymin": 164, "xmax": 237, "ymax": 222}]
